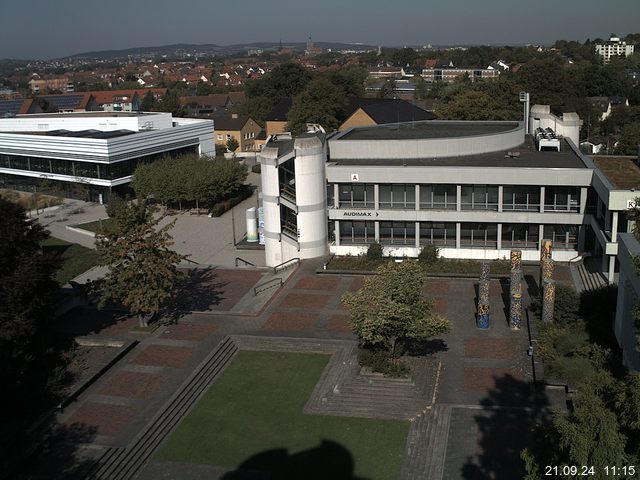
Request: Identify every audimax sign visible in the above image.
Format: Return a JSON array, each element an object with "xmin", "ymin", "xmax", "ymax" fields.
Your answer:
[{"xmin": 343, "ymin": 211, "xmax": 379, "ymax": 217}]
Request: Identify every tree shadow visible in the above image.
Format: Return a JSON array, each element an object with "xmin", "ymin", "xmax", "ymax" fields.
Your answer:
[
  {"xmin": 11, "ymin": 422, "xmax": 99, "ymax": 480},
  {"xmin": 460, "ymin": 374, "xmax": 553, "ymax": 480},
  {"xmin": 174, "ymin": 268, "xmax": 229, "ymax": 313},
  {"xmin": 403, "ymin": 338, "xmax": 449, "ymax": 356},
  {"xmin": 53, "ymin": 306, "xmax": 134, "ymax": 337},
  {"xmin": 221, "ymin": 439, "xmax": 368, "ymax": 480}
]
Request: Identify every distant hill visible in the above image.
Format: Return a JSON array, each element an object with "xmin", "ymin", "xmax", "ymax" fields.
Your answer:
[{"xmin": 63, "ymin": 41, "xmax": 378, "ymax": 60}]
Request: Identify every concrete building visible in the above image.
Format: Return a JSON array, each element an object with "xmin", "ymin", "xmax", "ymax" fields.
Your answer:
[
  {"xmin": 614, "ymin": 233, "xmax": 640, "ymax": 371},
  {"xmin": 421, "ymin": 66, "xmax": 499, "ymax": 83},
  {"xmin": 214, "ymin": 114, "xmax": 262, "ymax": 152},
  {"xmin": 596, "ymin": 35, "xmax": 635, "ymax": 63},
  {"xmin": 257, "ymin": 106, "xmax": 640, "ymax": 280},
  {"xmin": 0, "ymin": 111, "xmax": 214, "ymax": 202}
]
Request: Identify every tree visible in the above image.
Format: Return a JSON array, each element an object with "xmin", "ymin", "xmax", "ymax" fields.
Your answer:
[
  {"xmin": 140, "ymin": 91, "xmax": 158, "ymax": 111},
  {"xmin": 377, "ymin": 78, "xmax": 396, "ymax": 99},
  {"xmin": 436, "ymin": 90, "xmax": 514, "ymax": 121},
  {"xmin": 91, "ymin": 199, "xmax": 187, "ymax": 327},
  {"xmin": 226, "ymin": 136, "xmax": 239, "ymax": 153},
  {"xmin": 286, "ymin": 77, "xmax": 346, "ymax": 134},
  {"xmin": 615, "ymin": 122, "xmax": 640, "ymax": 155},
  {"xmin": 342, "ymin": 262, "xmax": 451, "ymax": 358},
  {"xmin": 0, "ymin": 198, "xmax": 59, "ymax": 397}
]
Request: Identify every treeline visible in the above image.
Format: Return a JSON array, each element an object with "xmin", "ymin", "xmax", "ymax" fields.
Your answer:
[{"xmin": 131, "ymin": 153, "xmax": 248, "ymax": 209}]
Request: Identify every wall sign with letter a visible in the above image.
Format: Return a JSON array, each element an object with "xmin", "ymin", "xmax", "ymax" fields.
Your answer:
[{"xmin": 351, "ymin": 173, "xmax": 359, "ymax": 182}]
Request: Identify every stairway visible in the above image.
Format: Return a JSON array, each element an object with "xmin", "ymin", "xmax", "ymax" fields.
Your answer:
[
  {"xmin": 399, "ymin": 404, "xmax": 452, "ymax": 480},
  {"xmin": 572, "ymin": 257, "xmax": 608, "ymax": 292},
  {"xmin": 86, "ymin": 337, "xmax": 238, "ymax": 480}
]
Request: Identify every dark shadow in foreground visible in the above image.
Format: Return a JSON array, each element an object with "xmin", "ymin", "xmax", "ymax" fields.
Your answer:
[
  {"xmin": 460, "ymin": 374, "xmax": 551, "ymax": 480},
  {"xmin": 221, "ymin": 440, "xmax": 368, "ymax": 480}
]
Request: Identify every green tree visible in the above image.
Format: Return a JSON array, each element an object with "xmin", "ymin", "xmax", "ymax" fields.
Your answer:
[
  {"xmin": 437, "ymin": 90, "xmax": 514, "ymax": 120},
  {"xmin": 140, "ymin": 91, "xmax": 158, "ymax": 111},
  {"xmin": 615, "ymin": 122, "xmax": 640, "ymax": 155},
  {"xmin": 377, "ymin": 78, "xmax": 396, "ymax": 99},
  {"xmin": 156, "ymin": 90, "xmax": 183, "ymax": 116},
  {"xmin": 286, "ymin": 77, "xmax": 346, "ymax": 134},
  {"xmin": 342, "ymin": 262, "xmax": 451, "ymax": 357},
  {"xmin": 92, "ymin": 199, "xmax": 187, "ymax": 327},
  {"xmin": 226, "ymin": 136, "xmax": 239, "ymax": 153}
]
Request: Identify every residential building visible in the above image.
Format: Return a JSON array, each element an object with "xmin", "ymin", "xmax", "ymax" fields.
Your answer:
[
  {"xmin": 181, "ymin": 92, "xmax": 245, "ymax": 117},
  {"xmin": 596, "ymin": 35, "xmax": 635, "ymax": 63},
  {"xmin": 421, "ymin": 66, "xmax": 500, "ymax": 83},
  {"xmin": 36, "ymin": 93, "xmax": 100, "ymax": 113},
  {"xmin": 28, "ymin": 76, "xmax": 74, "ymax": 93},
  {"xmin": 214, "ymin": 114, "xmax": 262, "ymax": 152},
  {"xmin": 265, "ymin": 98, "xmax": 293, "ymax": 137},
  {"xmin": 339, "ymin": 98, "xmax": 435, "ymax": 131},
  {"xmin": 588, "ymin": 96, "xmax": 630, "ymax": 121},
  {"xmin": 0, "ymin": 112, "xmax": 214, "ymax": 203}
]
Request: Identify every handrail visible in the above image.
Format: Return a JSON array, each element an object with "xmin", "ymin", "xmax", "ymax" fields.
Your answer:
[
  {"xmin": 254, "ymin": 277, "xmax": 283, "ymax": 295},
  {"xmin": 235, "ymin": 257, "xmax": 256, "ymax": 267},
  {"xmin": 273, "ymin": 257, "xmax": 300, "ymax": 274}
]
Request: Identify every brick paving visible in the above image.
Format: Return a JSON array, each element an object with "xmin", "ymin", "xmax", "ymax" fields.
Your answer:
[
  {"xmin": 41, "ymin": 260, "xmax": 576, "ymax": 480},
  {"xmin": 130, "ymin": 345, "xmax": 194, "ymax": 368},
  {"xmin": 65, "ymin": 403, "xmax": 138, "ymax": 437},
  {"xmin": 98, "ymin": 371, "xmax": 166, "ymax": 400}
]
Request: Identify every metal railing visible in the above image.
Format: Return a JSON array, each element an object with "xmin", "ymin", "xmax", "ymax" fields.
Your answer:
[
  {"xmin": 235, "ymin": 257, "xmax": 256, "ymax": 267},
  {"xmin": 273, "ymin": 257, "xmax": 300, "ymax": 274},
  {"xmin": 254, "ymin": 277, "xmax": 283, "ymax": 295}
]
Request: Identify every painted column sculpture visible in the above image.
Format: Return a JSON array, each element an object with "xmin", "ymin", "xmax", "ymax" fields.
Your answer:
[
  {"xmin": 480, "ymin": 261, "xmax": 490, "ymax": 281},
  {"xmin": 477, "ymin": 279, "xmax": 490, "ymax": 329},
  {"xmin": 542, "ymin": 279, "xmax": 556, "ymax": 323},
  {"xmin": 510, "ymin": 270, "xmax": 522, "ymax": 330},
  {"xmin": 540, "ymin": 239, "xmax": 552, "ymax": 290},
  {"xmin": 510, "ymin": 249, "xmax": 522, "ymax": 272}
]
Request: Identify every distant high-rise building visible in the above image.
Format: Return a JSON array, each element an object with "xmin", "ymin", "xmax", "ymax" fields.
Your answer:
[{"xmin": 595, "ymin": 35, "xmax": 634, "ymax": 63}]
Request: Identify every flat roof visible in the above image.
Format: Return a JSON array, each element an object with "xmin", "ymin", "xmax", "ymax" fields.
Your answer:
[
  {"xmin": 338, "ymin": 121, "xmax": 520, "ymax": 141},
  {"xmin": 15, "ymin": 112, "xmax": 161, "ymax": 119},
  {"xmin": 330, "ymin": 137, "xmax": 587, "ymax": 169},
  {"xmin": 592, "ymin": 156, "xmax": 640, "ymax": 190}
]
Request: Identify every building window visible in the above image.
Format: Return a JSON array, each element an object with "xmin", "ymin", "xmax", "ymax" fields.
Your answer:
[
  {"xmin": 502, "ymin": 224, "xmax": 539, "ymax": 249},
  {"xmin": 338, "ymin": 184, "xmax": 374, "ymax": 208},
  {"xmin": 461, "ymin": 185, "xmax": 498, "ymax": 210},
  {"xmin": 544, "ymin": 187, "xmax": 580, "ymax": 212},
  {"xmin": 544, "ymin": 225, "xmax": 579, "ymax": 250},
  {"xmin": 340, "ymin": 221, "xmax": 375, "ymax": 244},
  {"xmin": 280, "ymin": 205, "xmax": 298, "ymax": 240},
  {"xmin": 420, "ymin": 222, "xmax": 456, "ymax": 246},
  {"xmin": 420, "ymin": 184, "xmax": 456, "ymax": 209},
  {"xmin": 379, "ymin": 184, "xmax": 415, "ymax": 209},
  {"xmin": 502, "ymin": 186, "xmax": 540, "ymax": 211},
  {"xmin": 460, "ymin": 223, "xmax": 498, "ymax": 248},
  {"xmin": 379, "ymin": 221, "xmax": 416, "ymax": 245}
]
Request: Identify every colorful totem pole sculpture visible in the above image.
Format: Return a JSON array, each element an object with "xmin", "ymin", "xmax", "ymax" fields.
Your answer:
[
  {"xmin": 477, "ymin": 262, "xmax": 490, "ymax": 329},
  {"xmin": 509, "ymin": 250, "xmax": 523, "ymax": 329},
  {"xmin": 542, "ymin": 279, "xmax": 557, "ymax": 323}
]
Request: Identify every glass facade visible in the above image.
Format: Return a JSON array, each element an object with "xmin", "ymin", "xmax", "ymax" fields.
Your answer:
[
  {"xmin": 544, "ymin": 225, "xmax": 579, "ymax": 250},
  {"xmin": 379, "ymin": 184, "xmax": 416, "ymax": 209},
  {"xmin": 379, "ymin": 221, "xmax": 416, "ymax": 245},
  {"xmin": 544, "ymin": 187, "xmax": 580, "ymax": 212},
  {"xmin": 339, "ymin": 221, "xmax": 375, "ymax": 244},
  {"xmin": 502, "ymin": 224, "xmax": 539, "ymax": 249},
  {"xmin": 502, "ymin": 186, "xmax": 540, "ymax": 211},
  {"xmin": 338, "ymin": 184, "xmax": 374, "ymax": 208},
  {"xmin": 419, "ymin": 184, "xmax": 456, "ymax": 210},
  {"xmin": 461, "ymin": 185, "xmax": 499, "ymax": 211},
  {"xmin": 460, "ymin": 223, "xmax": 498, "ymax": 248},
  {"xmin": 420, "ymin": 222, "xmax": 456, "ymax": 246},
  {"xmin": 0, "ymin": 145, "xmax": 198, "ymax": 182}
]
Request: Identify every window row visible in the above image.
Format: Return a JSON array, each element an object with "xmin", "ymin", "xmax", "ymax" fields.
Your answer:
[
  {"xmin": 331, "ymin": 184, "xmax": 580, "ymax": 212},
  {"xmin": 338, "ymin": 221, "xmax": 579, "ymax": 250},
  {"xmin": 0, "ymin": 146, "xmax": 198, "ymax": 181}
]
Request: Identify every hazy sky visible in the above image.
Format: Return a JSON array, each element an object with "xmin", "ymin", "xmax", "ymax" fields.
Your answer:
[{"xmin": 1, "ymin": 0, "xmax": 638, "ymax": 60}]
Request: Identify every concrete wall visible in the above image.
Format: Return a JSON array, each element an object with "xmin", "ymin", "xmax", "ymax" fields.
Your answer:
[
  {"xmin": 615, "ymin": 233, "xmax": 640, "ymax": 371},
  {"xmin": 330, "ymin": 122, "xmax": 524, "ymax": 160},
  {"xmin": 259, "ymin": 145, "xmax": 283, "ymax": 267},
  {"xmin": 529, "ymin": 105, "xmax": 582, "ymax": 147}
]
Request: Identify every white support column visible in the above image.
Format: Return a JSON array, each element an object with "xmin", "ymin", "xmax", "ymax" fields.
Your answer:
[
  {"xmin": 578, "ymin": 225, "xmax": 586, "ymax": 252},
  {"xmin": 456, "ymin": 223, "xmax": 461, "ymax": 249},
  {"xmin": 334, "ymin": 221, "xmax": 340, "ymax": 246},
  {"xmin": 374, "ymin": 184, "xmax": 379, "ymax": 210},
  {"xmin": 375, "ymin": 221, "xmax": 380, "ymax": 242},
  {"xmin": 415, "ymin": 221, "xmax": 420, "ymax": 248},
  {"xmin": 538, "ymin": 224, "xmax": 544, "ymax": 251},
  {"xmin": 497, "ymin": 224, "xmax": 502, "ymax": 250},
  {"xmin": 415, "ymin": 184, "xmax": 420, "ymax": 211},
  {"xmin": 333, "ymin": 184, "xmax": 339, "ymax": 208},
  {"xmin": 608, "ymin": 255, "xmax": 615, "ymax": 284},
  {"xmin": 456, "ymin": 185, "xmax": 462, "ymax": 211},
  {"xmin": 611, "ymin": 211, "xmax": 619, "ymax": 241},
  {"xmin": 580, "ymin": 187, "xmax": 588, "ymax": 215},
  {"xmin": 498, "ymin": 186, "xmax": 503, "ymax": 213},
  {"xmin": 540, "ymin": 186, "xmax": 545, "ymax": 213}
]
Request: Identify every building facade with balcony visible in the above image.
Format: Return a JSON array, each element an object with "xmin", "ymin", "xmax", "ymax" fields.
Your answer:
[{"xmin": 0, "ymin": 112, "xmax": 214, "ymax": 203}]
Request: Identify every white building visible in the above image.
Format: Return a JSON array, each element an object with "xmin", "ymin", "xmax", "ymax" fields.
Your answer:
[
  {"xmin": 595, "ymin": 35, "xmax": 635, "ymax": 63},
  {"xmin": 0, "ymin": 111, "xmax": 214, "ymax": 202}
]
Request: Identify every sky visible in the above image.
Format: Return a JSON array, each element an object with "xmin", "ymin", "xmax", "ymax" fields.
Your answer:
[{"xmin": 1, "ymin": 0, "xmax": 639, "ymax": 60}]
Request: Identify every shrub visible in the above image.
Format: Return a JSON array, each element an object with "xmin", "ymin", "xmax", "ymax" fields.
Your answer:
[
  {"xmin": 418, "ymin": 243, "xmax": 439, "ymax": 265},
  {"xmin": 357, "ymin": 348, "xmax": 409, "ymax": 378},
  {"xmin": 366, "ymin": 242, "xmax": 383, "ymax": 261}
]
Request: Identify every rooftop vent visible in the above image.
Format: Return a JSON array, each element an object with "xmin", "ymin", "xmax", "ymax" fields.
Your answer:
[{"xmin": 534, "ymin": 127, "xmax": 561, "ymax": 152}]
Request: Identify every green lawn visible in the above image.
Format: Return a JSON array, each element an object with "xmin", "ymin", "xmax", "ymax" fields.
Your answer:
[
  {"xmin": 156, "ymin": 351, "xmax": 410, "ymax": 480},
  {"xmin": 72, "ymin": 218, "xmax": 114, "ymax": 234},
  {"xmin": 41, "ymin": 237, "xmax": 99, "ymax": 285}
]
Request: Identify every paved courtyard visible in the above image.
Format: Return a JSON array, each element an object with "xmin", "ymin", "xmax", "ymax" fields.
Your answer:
[{"xmin": 30, "ymin": 259, "xmax": 568, "ymax": 479}]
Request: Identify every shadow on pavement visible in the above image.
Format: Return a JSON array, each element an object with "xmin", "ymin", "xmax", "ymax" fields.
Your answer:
[
  {"xmin": 221, "ymin": 439, "xmax": 367, "ymax": 480},
  {"xmin": 461, "ymin": 374, "xmax": 551, "ymax": 480}
]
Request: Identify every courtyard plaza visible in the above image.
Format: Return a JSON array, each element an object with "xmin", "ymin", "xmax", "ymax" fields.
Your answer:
[{"xmin": 21, "ymin": 255, "xmax": 575, "ymax": 480}]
